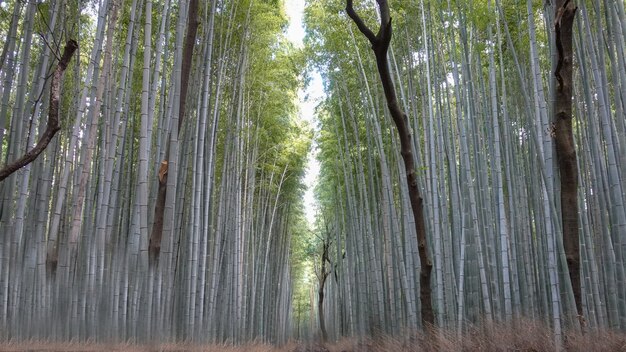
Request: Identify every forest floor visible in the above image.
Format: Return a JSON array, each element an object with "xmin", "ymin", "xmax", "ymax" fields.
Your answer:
[{"xmin": 1, "ymin": 322, "xmax": 626, "ymax": 352}]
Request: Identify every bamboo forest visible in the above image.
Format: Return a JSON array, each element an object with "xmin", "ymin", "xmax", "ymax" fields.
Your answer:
[{"xmin": 1, "ymin": 0, "xmax": 626, "ymax": 350}]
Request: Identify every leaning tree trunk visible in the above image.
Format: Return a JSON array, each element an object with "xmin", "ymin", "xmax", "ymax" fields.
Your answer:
[
  {"xmin": 149, "ymin": 0, "xmax": 199, "ymax": 263},
  {"xmin": 554, "ymin": 0, "xmax": 581, "ymax": 325},
  {"xmin": 346, "ymin": 0, "xmax": 434, "ymax": 327},
  {"xmin": 0, "ymin": 40, "xmax": 77, "ymax": 182}
]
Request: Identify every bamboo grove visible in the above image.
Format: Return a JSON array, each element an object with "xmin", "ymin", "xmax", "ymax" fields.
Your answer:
[
  {"xmin": 0, "ymin": 0, "xmax": 626, "ymax": 347},
  {"xmin": 0, "ymin": 0, "xmax": 311, "ymax": 344},
  {"xmin": 306, "ymin": 0, "xmax": 626, "ymax": 344}
]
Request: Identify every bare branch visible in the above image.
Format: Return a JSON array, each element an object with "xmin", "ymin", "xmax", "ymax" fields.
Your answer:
[
  {"xmin": 0, "ymin": 39, "xmax": 78, "ymax": 182},
  {"xmin": 346, "ymin": 0, "xmax": 377, "ymax": 44},
  {"xmin": 36, "ymin": 2, "xmax": 61, "ymax": 54}
]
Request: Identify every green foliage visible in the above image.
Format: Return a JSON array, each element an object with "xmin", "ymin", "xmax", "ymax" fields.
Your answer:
[{"xmin": 289, "ymin": 209, "xmax": 316, "ymax": 330}]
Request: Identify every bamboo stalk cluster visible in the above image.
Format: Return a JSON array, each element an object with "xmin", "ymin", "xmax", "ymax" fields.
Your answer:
[
  {"xmin": 0, "ymin": 0, "xmax": 625, "ymax": 346},
  {"xmin": 0, "ymin": 0, "xmax": 310, "ymax": 344},
  {"xmin": 308, "ymin": 0, "xmax": 626, "ymax": 342}
]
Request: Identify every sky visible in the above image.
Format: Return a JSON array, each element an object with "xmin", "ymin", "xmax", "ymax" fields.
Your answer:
[
  {"xmin": 284, "ymin": 0, "xmax": 307, "ymax": 46},
  {"xmin": 284, "ymin": 0, "xmax": 324, "ymax": 226}
]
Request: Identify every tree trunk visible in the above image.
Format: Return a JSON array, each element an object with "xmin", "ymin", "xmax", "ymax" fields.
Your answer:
[
  {"xmin": 318, "ymin": 239, "xmax": 331, "ymax": 341},
  {"xmin": 346, "ymin": 0, "xmax": 434, "ymax": 327},
  {"xmin": 554, "ymin": 0, "xmax": 581, "ymax": 325},
  {"xmin": 149, "ymin": 0, "xmax": 198, "ymax": 263}
]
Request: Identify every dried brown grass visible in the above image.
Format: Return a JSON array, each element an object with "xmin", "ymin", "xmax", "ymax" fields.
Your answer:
[
  {"xmin": 0, "ymin": 341, "xmax": 298, "ymax": 352},
  {"xmin": 1, "ymin": 321, "xmax": 625, "ymax": 352},
  {"xmin": 322, "ymin": 320, "xmax": 626, "ymax": 352}
]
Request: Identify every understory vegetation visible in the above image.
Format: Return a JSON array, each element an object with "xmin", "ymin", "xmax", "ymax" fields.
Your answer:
[{"xmin": 1, "ymin": 321, "xmax": 626, "ymax": 351}]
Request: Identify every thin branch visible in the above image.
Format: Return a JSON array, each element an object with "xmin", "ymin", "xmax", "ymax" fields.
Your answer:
[
  {"xmin": 36, "ymin": 2, "xmax": 61, "ymax": 56},
  {"xmin": 38, "ymin": 32, "xmax": 62, "ymax": 62}
]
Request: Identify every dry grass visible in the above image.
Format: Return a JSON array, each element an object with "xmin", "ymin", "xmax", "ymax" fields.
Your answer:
[
  {"xmin": 1, "ymin": 321, "xmax": 625, "ymax": 352},
  {"xmin": 0, "ymin": 341, "xmax": 299, "ymax": 352},
  {"xmin": 321, "ymin": 320, "xmax": 626, "ymax": 352}
]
